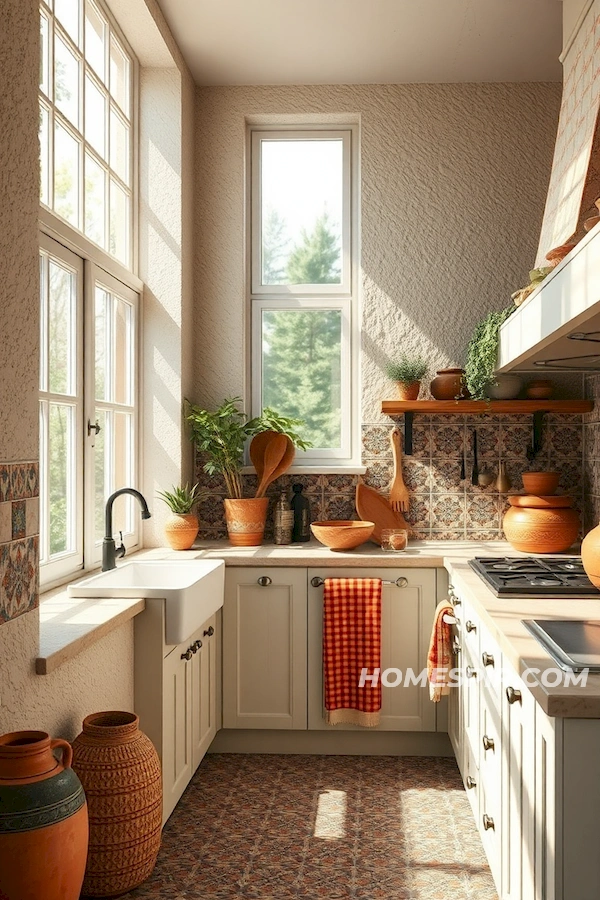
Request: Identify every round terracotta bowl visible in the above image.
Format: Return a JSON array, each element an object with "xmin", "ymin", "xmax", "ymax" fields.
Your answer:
[
  {"xmin": 525, "ymin": 379, "xmax": 553, "ymax": 400},
  {"xmin": 310, "ymin": 520, "xmax": 375, "ymax": 551},
  {"xmin": 521, "ymin": 471, "xmax": 559, "ymax": 495},
  {"xmin": 503, "ymin": 506, "xmax": 579, "ymax": 554}
]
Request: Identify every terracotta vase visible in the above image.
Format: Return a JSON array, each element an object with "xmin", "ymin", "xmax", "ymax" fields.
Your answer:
[
  {"xmin": 0, "ymin": 730, "xmax": 88, "ymax": 900},
  {"xmin": 223, "ymin": 497, "xmax": 269, "ymax": 546},
  {"xmin": 396, "ymin": 381, "xmax": 421, "ymax": 401},
  {"xmin": 582, "ymin": 523, "xmax": 600, "ymax": 588},
  {"xmin": 503, "ymin": 500, "xmax": 579, "ymax": 553},
  {"xmin": 71, "ymin": 711, "xmax": 162, "ymax": 898},
  {"xmin": 163, "ymin": 512, "xmax": 199, "ymax": 550},
  {"xmin": 429, "ymin": 368, "xmax": 470, "ymax": 401},
  {"xmin": 525, "ymin": 379, "xmax": 553, "ymax": 400}
]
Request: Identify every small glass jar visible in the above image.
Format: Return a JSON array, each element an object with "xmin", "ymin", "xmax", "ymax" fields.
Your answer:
[{"xmin": 381, "ymin": 529, "xmax": 408, "ymax": 551}]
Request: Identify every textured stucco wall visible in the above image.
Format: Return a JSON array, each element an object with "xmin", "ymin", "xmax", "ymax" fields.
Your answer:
[{"xmin": 193, "ymin": 84, "xmax": 562, "ymax": 421}]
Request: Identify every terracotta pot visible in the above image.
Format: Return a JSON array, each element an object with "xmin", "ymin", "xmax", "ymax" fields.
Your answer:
[
  {"xmin": 509, "ymin": 494, "xmax": 573, "ymax": 509},
  {"xmin": 429, "ymin": 368, "xmax": 470, "ymax": 401},
  {"xmin": 546, "ymin": 241, "xmax": 577, "ymax": 267},
  {"xmin": 582, "ymin": 523, "xmax": 600, "ymax": 587},
  {"xmin": 525, "ymin": 379, "xmax": 553, "ymax": 400},
  {"xmin": 163, "ymin": 512, "xmax": 199, "ymax": 550},
  {"xmin": 71, "ymin": 711, "xmax": 162, "ymax": 898},
  {"xmin": 503, "ymin": 502, "xmax": 579, "ymax": 553},
  {"xmin": 0, "ymin": 730, "xmax": 88, "ymax": 900},
  {"xmin": 521, "ymin": 471, "xmax": 559, "ymax": 495},
  {"xmin": 224, "ymin": 497, "xmax": 269, "ymax": 547},
  {"xmin": 396, "ymin": 381, "xmax": 421, "ymax": 401}
]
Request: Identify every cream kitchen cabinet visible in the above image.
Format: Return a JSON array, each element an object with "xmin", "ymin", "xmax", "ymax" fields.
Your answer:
[
  {"xmin": 135, "ymin": 603, "xmax": 219, "ymax": 823},
  {"xmin": 222, "ymin": 568, "xmax": 308, "ymax": 729},
  {"xmin": 307, "ymin": 567, "xmax": 438, "ymax": 731}
]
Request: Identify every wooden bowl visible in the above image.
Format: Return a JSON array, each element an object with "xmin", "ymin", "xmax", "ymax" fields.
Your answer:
[
  {"xmin": 310, "ymin": 520, "xmax": 375, "ymax": 551},
  {"xmin": 521, "ymin": 471, "xmax": 559, "ymax": 495}
]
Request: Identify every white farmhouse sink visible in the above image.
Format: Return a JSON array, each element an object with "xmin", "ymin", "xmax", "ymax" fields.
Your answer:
[{"xmin": 68, "ymin": 559, "xmax": 225, "ymax": 644}]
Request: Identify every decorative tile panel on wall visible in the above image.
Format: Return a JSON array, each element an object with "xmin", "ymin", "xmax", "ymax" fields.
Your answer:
[
  {"xmin": 584, "ymin": 375, "xmax": 600, "ymax": 532},
  {"xmin": 0, "ymin": 461, "xmax": 39, "ymax": 624},
  {"xmin": 195, "ymin": 412, "xmax": 585, "ymax": 542}
]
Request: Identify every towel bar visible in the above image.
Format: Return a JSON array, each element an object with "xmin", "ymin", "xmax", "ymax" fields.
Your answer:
[
  {"xmin": 310, "ymin": 576, "xmax": 409, "ymax": 588},
  {"xmin": 443, "ymin": 615, "xmax": 457, "ymax": 625}
]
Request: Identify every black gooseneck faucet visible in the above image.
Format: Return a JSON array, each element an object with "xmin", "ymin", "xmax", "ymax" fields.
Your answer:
[{"xmin": 103, "ymin": 488, "xmax": 152, "ymax": 571}]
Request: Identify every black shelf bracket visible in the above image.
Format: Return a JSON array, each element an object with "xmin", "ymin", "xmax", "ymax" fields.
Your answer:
[
  {"xmin": 404, "ymin": 412, "xmax": 414, "ymax": 455},
  {"xmin": 526, "ymin": 410, "xmax": 545, "ymax": 460}
]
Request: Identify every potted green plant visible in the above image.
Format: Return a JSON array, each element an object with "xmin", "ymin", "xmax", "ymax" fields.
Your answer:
[
  {"xmin": 464, "ymin": 306, "xmax": 516, "ymax": 400},
  {"xmin": 157, "ymin": 483, "xmax": 209, "ymax": 550},
  {"xmin": 385, "ymin": 356, "xmax": 428, "ymax": 401},
  {"xmin": 184, "ymin": 398, "xmax": 310, "ymax": 546}
]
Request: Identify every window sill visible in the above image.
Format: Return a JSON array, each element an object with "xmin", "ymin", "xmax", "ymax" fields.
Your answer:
[{"xmin": 241, "ymin": 465, "xmax": 367, "ymax": 475}]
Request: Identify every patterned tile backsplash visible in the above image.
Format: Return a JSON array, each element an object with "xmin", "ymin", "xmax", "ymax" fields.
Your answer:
[
  {"xmin": 0, "ymin": 461, "xmax": 39, "ymax": 624},
  {"xmin": 584, "ymin": 375, "xmax": 600, "ymax": 533},
  {"xmin": 195, "ymin": 413, "xmax": 586, "ymax": 541}
]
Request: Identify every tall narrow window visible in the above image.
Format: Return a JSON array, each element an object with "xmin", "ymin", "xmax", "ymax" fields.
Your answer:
[{"xmin": 250, "ymin": 128, "xmax": 358, "ymax": 465}]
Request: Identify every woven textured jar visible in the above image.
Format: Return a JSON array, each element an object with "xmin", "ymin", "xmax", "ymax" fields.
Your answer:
[
  {"xmin": 71, "ymin": 711, "xmax": 162, "ymax": 898},
  {"xmin": 503, "ymin": 500, "xmax": 579, "ymax": 554},
  {"xmin": 224, "ymin": 497, "xmax": 269, "ymax": 546},
  {"xmin": 0, "ymin": 730, "xmax": 88, "ymax": 900},
  {"xmin": 163, "ymin": 512, "xmax": 199, "ymax": 550}
]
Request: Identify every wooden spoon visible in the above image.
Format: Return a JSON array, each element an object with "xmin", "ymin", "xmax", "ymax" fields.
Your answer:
[
  {"xmin": 255, "ymin": 433, "xmax": 288, "ymax": 497},
  {"xmin": 249, "ymin": 431, "xmax": 278, "ymax": 479},
  {"xmin": 267, "ymin": 435, "xmax": 295, "ymax": 484}
]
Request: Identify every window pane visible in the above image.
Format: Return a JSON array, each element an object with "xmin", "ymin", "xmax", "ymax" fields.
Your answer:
[
  {"xmin": 114, "ymin": 297, "xmax": 132, "ymax": 405},
  {"xmin": 85, "ymin": 0, "xmax": 106, "ymax": 81},
  {"xmin": 95, "ymin": 286, "xmax": 109, "ymax": 400},
  {"xmin": 109, "ymin": 179, "xmax": 129, "ymax": 264},
  {"xmin": 54, "ymin": 0, "xmax": 80, "ymax": 46},
  {"xmin": 40, "ymin": 12, "xmax": 50, "ymax": 96},
  {"xmin": 109, "ymin": 35, "xmax": 129, "ymax": 116},
  {"xmin": 85, "ymin": 152, "xmax": 106, "ymax": 246},
  {"xmin": 94, "ymin": 407, "xmax": 107, "ymax": 542},
  {"xmin": 113, "ymin": 411, "xmax": 133, "ymax": 533},
  {"xmin": 261, "ymin": 309, "xmax": 342, "ymax": 448},
  {"xmin": 110, "ymin": 108, "xmax": 129, "ymax": 184},
  {"xmin": 48, "ymin": 259, "xmax": 76, "ymax": 394},
  {"xmin": 54, "ymin": 33, "xmax": 80, "ymax": 127},
  {"xmin": 54, "ymin": 122, "xmax": 80, "ymax": 225},
  {"xmin": 85, "ymin": 74, "xmax": 106, "ymax": 157},
  {"xmin": 48, "ymin": 402, "xmax": 75, "ymax": 555},
  {"xmin": 40, "ymin": 256, "xmax": 48, "ymax": 392},
  {"xmin": 39, "ymin": 103, "xmax": 50, "ymax": 206},
  {"xmin": 260, "ymin": 140, "xmax": 343, "ymax": 286}
]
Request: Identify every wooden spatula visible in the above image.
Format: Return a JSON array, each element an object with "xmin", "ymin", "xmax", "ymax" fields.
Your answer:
[
  {"xmin": 389, "ymin": 427, "xmax": 410, "ymax": 513},
  {"xmin": 356, "ymin": 481, "xmax": 410, "ymax": 545}
]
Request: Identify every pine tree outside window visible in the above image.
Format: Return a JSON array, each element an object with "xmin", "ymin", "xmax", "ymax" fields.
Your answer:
[{"xmin": 250, "ymin": 127, "xmax": 359, "ymax": 466}]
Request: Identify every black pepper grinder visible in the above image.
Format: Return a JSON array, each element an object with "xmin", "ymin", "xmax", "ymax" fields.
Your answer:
[{"xmin": 291, "ymin": 483, "xmax": 311, "ymax": 542}]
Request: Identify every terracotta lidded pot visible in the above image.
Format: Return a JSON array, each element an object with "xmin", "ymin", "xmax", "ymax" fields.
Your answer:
[
  {"xmin": 503, "ymin": 496, "xmax": 579, "ymax": 553},
  {"xmin": 71, "ymin": 711, "xmax": 162, "ymax": 898},
  {"xmin": 0, "ymin": 730, "xmax": 89, "ymax": 900},
  {"xmin": 163, "ymin": 512, "xmax": 199, "ymax": 550},
  {"xmin": 429, "ymin": 368, "xmax": 470, "ymax": 401},
  {"xmin": 223, "ymin": 497, "xmax": 269, "ymax": 546}
]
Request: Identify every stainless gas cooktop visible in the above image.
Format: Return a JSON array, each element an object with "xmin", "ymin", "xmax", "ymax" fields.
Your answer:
[{"xmin": 469, "ymin": 557, "xmax": 600, "ymax": 598}]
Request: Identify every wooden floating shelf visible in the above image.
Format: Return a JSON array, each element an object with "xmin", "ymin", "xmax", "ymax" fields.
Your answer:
[{"xmin": 381, "ymin": 400, "xmax": 593, "ymax": 415}]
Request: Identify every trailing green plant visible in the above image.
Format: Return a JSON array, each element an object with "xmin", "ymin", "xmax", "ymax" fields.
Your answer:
[
  {"xmin": 184, "ymin": 397, "xmax": 311, "ymax": 499},
  {"xmin": 385, "ymin": 355, "xmax": 428, "ymax": 385},
  {"xmin": 464, "ymin": 306, "xmax": 516, "ymax": 400},
  {"xmin": 157, "ymin": 483, "xmax": 208, "ymax": 514}
]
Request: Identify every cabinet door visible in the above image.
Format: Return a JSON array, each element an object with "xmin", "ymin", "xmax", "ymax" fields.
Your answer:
[
  {"xmin": 308, "ymin": 567, "xmax": 437, "ymax": 731},
  {"xmin": 535, "ymin": 705, "xmax": 557, "ymax": 900},
  {"xmin": 191, "ymin": 615, "xmax": 217, "ymax": 771},
  {"xmin": 162, "ymin": 642, "xmax": 193, "ymax": 822},
  {"xmin": 223, "ymin": 568, "xmax": 308, "ymax": 729}
]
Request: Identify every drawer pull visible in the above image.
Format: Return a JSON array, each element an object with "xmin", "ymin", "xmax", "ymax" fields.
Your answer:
[
  {"xmin": 257, "ymin": 576, "xmax": 272, "ymax": 586},
  {"xmin": 483, "ymin": 814, "xmax": 495, "ymax": 831},
  {"xmin": 482, "ymin": 734, "xmax": 495, "ymax": 752},
  {"xmin": 466, "ymin": 620, "xmax": 477, "ymax": 633},
  {"xmin": 466, "ymin": 665, "xmax": 477, "ymax": 679},
  {"xmin": 481, "ymin": 652, "xmax": 494, "ymax": 667},
  {"xmin": 506, "ymin": 686, "xmax": 522, "ymax": 705},
  {"xmin": 203, "ymin": 626, "xmax": 215, "ymax": 637},
  {"xmin": 466, "ymin": 775, "xmax": 476, "ymax": 789},
  {"xmin": 452, "ymin": 637, "xmax": 461, "ymax": 654},
  {"xmin": 181, "ymin": 649, "xmax": 193, "ymax": 661},
  {"xmin": 192, "ymin": 640, "xmax": 202, "ymax": 652}
]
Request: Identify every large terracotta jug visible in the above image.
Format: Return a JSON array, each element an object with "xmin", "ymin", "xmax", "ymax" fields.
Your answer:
[
  {"xmin": 0, "ymin": 730, "xmax": 88, "ymax": 900},
  {"xmin": 582, "ymin": 522, "xmax": 600, "ymax": 587},
  {"xmin": 72, "ymin": 711, "xmax": 162, "ymax": 898}
]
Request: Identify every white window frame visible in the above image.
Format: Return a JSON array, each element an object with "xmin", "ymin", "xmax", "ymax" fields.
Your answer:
[{"xmin": 249, "ymin": 124, "xmax": 360, "ymax": 469}]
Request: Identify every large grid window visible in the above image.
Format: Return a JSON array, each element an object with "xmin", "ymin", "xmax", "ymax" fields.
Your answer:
[
  {"xmin": 250, "ymin": 128, "xmax": 358, "ymax": 465},
  {"xmin": 39, "ymin": 0, "xmax": 134, "ymax": 267}
]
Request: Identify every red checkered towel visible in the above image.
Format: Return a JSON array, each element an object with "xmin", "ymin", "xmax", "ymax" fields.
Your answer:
[
  {"xmin": 323, "ymin": 577, "xmax": 382, "ymax": 727},
  {"xmin": 427, "ymin": 600, "xmax": 454, "ymax": 702}
]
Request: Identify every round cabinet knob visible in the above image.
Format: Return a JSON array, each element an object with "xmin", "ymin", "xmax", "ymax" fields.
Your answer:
[
  {"xmin": 396, "ymin": 577, "xmax": 409, "ymax": 588},
  {"xmin": 483, "ymin": 814, "xmax": 495, "ymax": 831},
  {"xmin": 481, "ymin": 652, "xmax": 494, "ymax": 667},
  {"xmin": 466, "ymin": 665, "xmax": 477, "ymax": 679},
  {"xmin": 257, "ymin": 576, "xmax": 272, "ymax": 586},
  {"xmin": 203, "ymin": 626, "xmax": 215, "ymax": 637},
  {"xmin": 193, "ymin": 640, "xmax": 203, "ymax": 651},
  {"xmin": 466, "ymin": 621, "xmax": 476, "ymax": 633},
  {"xmin": 506, "ymin": 686, "xmax": 522, "ymax": 705},
  {"xmin": 181, "ymin": 649, "xmax": 193, "ymax": 661},
  {"xmin": 482, "ymin": 734, "xmax": 495, "ymax": 752},
  {"xmin": 466, "ymin": 776, "xmax": 476, "ymax": 790},
  {"xmin": 452, "ymin": 638, "xmax": 461, "ymax": 654}
]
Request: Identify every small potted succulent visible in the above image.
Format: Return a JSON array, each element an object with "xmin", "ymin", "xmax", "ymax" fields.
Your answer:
[
  {"xmin": 385, "ymin": 356, "xmax": 428, "ymax": 401},
  {"xmin": 157, "ymin": 483, "xmax": 209, "ymax": 550}
]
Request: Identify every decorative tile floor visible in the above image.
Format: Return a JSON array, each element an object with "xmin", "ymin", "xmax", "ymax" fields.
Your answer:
[{"xmin": 123, "ymin": 755, "xmax": 498, "ymax": 900}]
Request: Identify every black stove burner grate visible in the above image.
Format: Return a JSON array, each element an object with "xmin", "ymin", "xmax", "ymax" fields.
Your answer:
[{"xmin": 469, "ymin": 557, "xmax": 600, "ymax": 597}]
